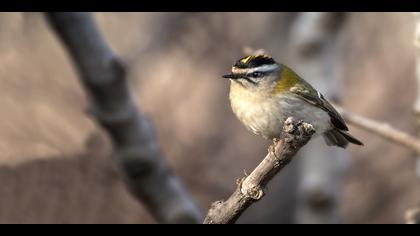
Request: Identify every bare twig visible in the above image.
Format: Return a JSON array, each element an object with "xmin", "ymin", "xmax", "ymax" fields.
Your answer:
[
  {"xmin": 45, "ymin": 12, "xmax": 202, "ymax": 224},
  {"xmin": 335, "ymin": 106, "xmax": 420, "ymax": 155},
  {"xmin": 203, "ymin": 117, "xmax": 315, "ymax": 224}
]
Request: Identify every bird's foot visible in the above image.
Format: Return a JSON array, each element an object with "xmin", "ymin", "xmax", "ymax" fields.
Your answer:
[{"xmin": 296, "ymin": 120, "xmax": 304, "ymax": 127}]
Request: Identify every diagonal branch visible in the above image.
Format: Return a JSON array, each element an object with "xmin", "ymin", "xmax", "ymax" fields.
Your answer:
[
  {"xmin": 203, "ymin": 117, "xmax": 315, "ymax": 224},
  {"xmin": 45, "ymin": 12, "xmax": 202, "ymax": 224},
  {"xmin": 335, "ymin": 105, "xmax": 420, "ymax": 155}
]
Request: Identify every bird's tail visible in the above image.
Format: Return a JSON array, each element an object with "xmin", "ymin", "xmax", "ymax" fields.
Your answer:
[{"xmin": 322, "ymin": 129, "xmax": 363, "ymax": 148}]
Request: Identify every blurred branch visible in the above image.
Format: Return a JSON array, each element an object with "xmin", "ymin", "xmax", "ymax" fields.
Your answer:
[
  {"xmin": 204, "ymin": 117, "xmax": 315, "ymax": 224},
  {"xmin": 335, "ymin": 105, "xmax": 420, "ymax": 155},
  {"xmin": 45, "ymin": 12, "xmax": 202, "ymax": 224}
]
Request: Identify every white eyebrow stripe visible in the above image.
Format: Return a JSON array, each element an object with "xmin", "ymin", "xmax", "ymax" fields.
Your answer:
[{"xmin": 232, "ymin": 64, "xmax": 279, "ymax": 74}]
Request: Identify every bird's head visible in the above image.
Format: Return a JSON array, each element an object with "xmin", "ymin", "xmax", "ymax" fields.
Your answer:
[{"xmin": 222, "ymin": 54, "xmax": 282, "ymax": 93}]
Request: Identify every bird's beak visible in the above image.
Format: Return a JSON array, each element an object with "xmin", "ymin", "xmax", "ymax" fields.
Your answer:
[{"xmin": 222, "ymin": 73, "xmax": 240, "ymax": 80}]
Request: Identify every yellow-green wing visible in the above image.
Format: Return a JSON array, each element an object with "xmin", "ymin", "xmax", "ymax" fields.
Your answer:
[{"xmin": 290, "ymin": 82, "xmax": 349, "ymax": 131}]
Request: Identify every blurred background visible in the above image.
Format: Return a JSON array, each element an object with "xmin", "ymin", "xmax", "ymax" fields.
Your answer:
[{"xmin": 0, "ymin": 12, "xmax": 418, "ymax": 224}]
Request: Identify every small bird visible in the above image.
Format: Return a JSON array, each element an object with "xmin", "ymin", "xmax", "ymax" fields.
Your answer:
[{"xmin": 222, "ymin": 54, "xmax": 363, "ymax": 148}]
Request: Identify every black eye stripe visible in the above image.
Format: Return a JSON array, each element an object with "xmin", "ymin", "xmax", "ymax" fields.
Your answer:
[{"xmin": 244, "ymin": 77, "xmax": 257, "ymax": 84}]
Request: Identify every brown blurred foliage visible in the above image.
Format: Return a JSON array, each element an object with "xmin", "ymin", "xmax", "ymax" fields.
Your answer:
[{"xmin": 0, "ymin": 12, "xmax": 418, "ymax": 223}]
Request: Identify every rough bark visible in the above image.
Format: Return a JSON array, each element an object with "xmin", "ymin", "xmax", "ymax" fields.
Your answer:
[
  {"xmin": 204, "ymin": 118, "xmax": 315, "ymax": 224},
  {"xmin": 45, "ymin": 12, "xmax": 202, "ymax": 224},
  {"xmin": 288, "ymin": 12, "xmax": 348, "ymax": 224}
]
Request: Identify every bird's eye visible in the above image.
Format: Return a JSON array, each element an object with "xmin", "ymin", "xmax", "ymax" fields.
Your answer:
[{"xmin": 250, "ymin": 72, "xmax": 263, "ymax": 77}]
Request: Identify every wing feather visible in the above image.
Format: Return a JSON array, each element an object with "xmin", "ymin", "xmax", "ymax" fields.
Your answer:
[{"xmin": 290, "ymin": 83, "xmax": 349, "ymax": 131}]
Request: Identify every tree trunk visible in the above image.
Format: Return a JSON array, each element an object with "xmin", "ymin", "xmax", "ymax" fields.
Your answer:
[{"xmin": 287, "ymin": 12, "xmax": 349, "ymax": 224}]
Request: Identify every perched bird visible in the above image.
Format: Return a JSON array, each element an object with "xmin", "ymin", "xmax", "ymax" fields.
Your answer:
[{"xmin": 223, "ymin": 54, "xmax": 363, "ymax": 148}]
